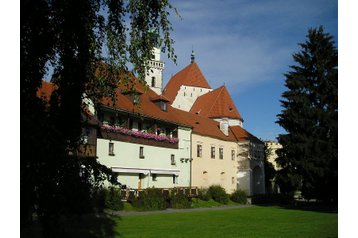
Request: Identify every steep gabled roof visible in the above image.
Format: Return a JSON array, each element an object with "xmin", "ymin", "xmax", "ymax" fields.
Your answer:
[
  {"xmin": 163, "ymin": 62, "xmax": 211, "ymax": 102},
  {"xmin": 190, "ymin": 85, "xmax": 243, "ymax": 120},
  {"xmin": 230, "ymin": 126, "xmax": 263, "ymax": 144}
]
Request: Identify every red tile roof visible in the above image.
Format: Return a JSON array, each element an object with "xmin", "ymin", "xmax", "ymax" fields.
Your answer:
[
  {"xmin": 172, "ymin": 108, "xmax": 237, "ymax": 142},
  {"xmin": 37, "ymin": 75, "xmax": 246, "ymax": 143},
  {"xmin": 230, "ymin": 126, "xmax": 263, "ymax": 144},
  {"xmin": 190, "ymin": 85, "xmax": 243, "ymax": 120},
  {"xmin": 163, "ymin": 62, "xmax": 211, "ymax": 102},
  {"xmin": 100, "ymin": 78, "xmax": 238, "ymax": 141},
  {"xmin": 99, "ymin": 78, "xmax": 192, "ymax": 128},
  {"xmin": 36, "ymin": 80, "xmax": 57, "ymax": 102},
  {"xmin": 150, "ymin": 94, "xmax": 170, "ymax": 102}
]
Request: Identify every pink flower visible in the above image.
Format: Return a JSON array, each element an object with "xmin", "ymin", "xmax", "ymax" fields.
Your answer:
[{"xmin": 101, "ymin": 125, "xmax": 178, "ymax": 144}]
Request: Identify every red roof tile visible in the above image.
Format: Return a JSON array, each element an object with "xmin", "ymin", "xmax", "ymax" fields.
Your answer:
[
  {"xmin": 163, "ymin": 62, "xmax": 211, "ymax": 102},
  {"xmin": 36, "ymin": 81, "xmax": 57, "ymax": 101},
  {"xmin": 150, "ymin": 94, "xmax": 170, "ymax": 102},
  {"xmin": 230, "ymin": 126, "xmax": 263, "ymax": 144},
  {"xmin": 37, "ymin": 74, "xmax": 239, "ymax": 142},
  {"xmin": 190, "ymin": 85, "xmax": 243, "ymax": 120},
  {"xmin": 172, "ymin": 108, "xmax": 237, "ymax": 142},
  {"xmin": 99, "ymin": 78, "xmax": 192, "ymax": 128}
]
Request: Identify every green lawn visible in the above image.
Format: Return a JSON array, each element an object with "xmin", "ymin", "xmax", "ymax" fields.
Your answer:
[{"xmin": 114, "ymin": 206, "xmax": 337, "ymax": 238}]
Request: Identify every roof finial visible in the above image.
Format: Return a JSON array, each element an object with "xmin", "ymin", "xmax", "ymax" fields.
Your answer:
[{"xmin": 190, "ymin": 47, "xmax": 195, "ymax": 63}]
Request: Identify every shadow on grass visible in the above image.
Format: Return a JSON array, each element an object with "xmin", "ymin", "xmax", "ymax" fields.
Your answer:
[
  {"xmin": 21, "ymin": 213, "xmax": 121, "ymax": 238},
  {"xmin": 255, "ymin": 200, "xmax": 338, "ymax": 214}
]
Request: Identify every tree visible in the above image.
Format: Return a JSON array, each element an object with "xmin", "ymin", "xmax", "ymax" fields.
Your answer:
[
  {"xmin": 21, "ymin": 0, "xmax": 177, "ymax": 236},
  {"xmin": 276, "ymin": 26, "xmax": 338, "ymax": 203},
  {"xmin": 263, "ymin": 144, "xmax": 276, "ymax": 194}
]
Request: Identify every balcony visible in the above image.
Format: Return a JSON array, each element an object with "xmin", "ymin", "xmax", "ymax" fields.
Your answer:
[{"xmin": 99, "ymin": 125, "xmax": 179, "ymax": 149}]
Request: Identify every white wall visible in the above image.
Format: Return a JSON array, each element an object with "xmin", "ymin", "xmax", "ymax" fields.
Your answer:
[
  {"xmin": 97, "ymin": 127, "xmax": 191, "ymax": 189},
  {"xmin": 171, "ymin": 85, "xmax": 212, "ymax": 111}
]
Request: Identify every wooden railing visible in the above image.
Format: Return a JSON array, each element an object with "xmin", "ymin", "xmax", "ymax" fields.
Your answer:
[{"xmin": 120, "ymin": 187, "xmax": 199, "ymax": 201}]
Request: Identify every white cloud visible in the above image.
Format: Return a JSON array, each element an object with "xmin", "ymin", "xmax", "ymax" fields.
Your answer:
[{"xmin": 163, "ymin": 0, "xmax": 337, "ymax": 94}]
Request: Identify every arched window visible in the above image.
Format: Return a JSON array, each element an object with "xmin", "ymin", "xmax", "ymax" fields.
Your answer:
[{"xmin": 151, "ymin": 77, "xmax": 156, "ymax": 87}]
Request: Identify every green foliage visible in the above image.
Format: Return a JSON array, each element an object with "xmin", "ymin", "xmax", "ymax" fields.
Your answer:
[
  {"xmin": 103, "ymin": 187, "xmax": 124, "ymax": 211},
  {"xmin": 264, "ymin": 144, "xmax": 276, "ymax": 193},
  {"xmin": 170, "ymin": 192, "xmax": 191, "ymax": 209},
  {"xmin": 21, "ymin": 0, "xmax": 178, "ymax": 236},
  {"xmin": 198, "ymin": 188, "xmax": 210, "ymax": 201},
  {"xmin": 230, "ymin": 190, "xmax": 247, "ymax": 204},
  {"xmin": 191, "ymin": 198, "xmax": 223, "ymax": 208},
  {"xmin": 133, "ymin": 188, "xmax": 166, "ymax": 211},
  {"xmin": 276, "ymin": 26, "xmax": 338, "ymax": 203},
  {"xmin": 207, "ymin": 185, "xmax": 229, "ymax": 204}
]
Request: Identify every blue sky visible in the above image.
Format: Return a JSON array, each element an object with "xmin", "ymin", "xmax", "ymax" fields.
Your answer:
[{"xmin": 160, "ymin": 0, "xmax": 338, "ymax": 141}]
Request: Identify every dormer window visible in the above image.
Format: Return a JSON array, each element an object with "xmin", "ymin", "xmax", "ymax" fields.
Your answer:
[
  {"xmin": 133, "ymin": 94, "xmax": 140, "ymax": 104},
  {"xmin": 161, "ymin": 101, "xmax": 167, "ymax": 111},
  {"xmin": 151, "ymin": 95, "xmax": 170, "ymax": 112}
]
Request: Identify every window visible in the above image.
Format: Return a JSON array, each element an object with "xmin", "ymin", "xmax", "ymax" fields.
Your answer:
[
  {"xmin": 231, "ymin": 150, "xmax": 235, "ymax": 160},
  {"xmin": 133, "ymin": 94, "xmax": 140, "ymax": 104},
  {"xmin": 232, "ymin": 177, "xmax": 235, "ymax": 184},
  {"xmin": 109, "ymin": 142, "xmax": 114, "ymax": 156},
  {"xmin": 171, "ymin": 154, "xmax": 176, "ymax": 165},
  {"xmin": 151, "ymin": 77, "xmax": 156, "ymax": 87},
  {"xmin": 172, "ymin": 129, "xmax": 178, "ymax": 138},
  {"xmin": 173, "ymin": 175, "xmax": 178, "ymax": 184},
  {"xmin": 110, "ymin": 116, "xmax": 115, "ymax": 126},
  {"xmin": 152, "ymin": 174, "xmax": 157, "ymax": 181},
  {"xmin": 139, "ymin": 146, "xmax": 144, "ymax": 158},
  {"xmin": 184, "ymin": 92, "xmax": 186, "ymax": 96},
  {"xmin": 211, "ymin": 146, "xmax": 215, "ymax": 159},
  {"xmin": 128, "ymin": 118, "xmax": 133, "ymax": 129},
  {"xmin": 219, "ymin": 148, "xmax": 224, "ymax": 159},
  {"xmin": 161, "ymin": 102, "xmax": 167, "ymax": 111},
  {"xmin": 197, "ymin": 144, "xmax": 202, "ymax": 157}
]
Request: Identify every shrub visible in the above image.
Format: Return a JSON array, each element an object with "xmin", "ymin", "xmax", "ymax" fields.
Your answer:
[
  {"xmin": 103, "ymin": 187, "xmax": 124, "ymax": 211},
  {"xmin": 170, "ymin": 192, "xmax": 191, "ymax": 209},
  {"xmin": 230, "ymin": 190, "xmax": 247, "ymax": 204},
  {"xmin": 198, "ymin": 188, "xmax": 211, "ymax": 201},
  {"xmin": 208, "ymin": 185, "xmax": 229, "ymax": 204},
  {"xmin": 133, "ymin": 187, "xmax": 166, "ymax": 211}
]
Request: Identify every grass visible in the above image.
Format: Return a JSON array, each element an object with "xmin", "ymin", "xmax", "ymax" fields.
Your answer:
[
  {"xmin": 120, "ymin": 198, "xmax": 240, "ymax": 211},
  {"xmin": 191, "ymin": 198, "xmax": 239, "ymax": 208},
  {"xmin": 113, "ymin": 206, "xmax": 337, "ymax": 238}
]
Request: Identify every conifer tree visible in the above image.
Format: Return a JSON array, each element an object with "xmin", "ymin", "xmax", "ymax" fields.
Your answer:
[{"xmin": 276, "ymin": 26, "xmax": 338, "ymax": 202}]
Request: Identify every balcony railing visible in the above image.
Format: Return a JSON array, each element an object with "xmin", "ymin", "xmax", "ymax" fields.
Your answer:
[{"xmin": 99, "ymin": 125, "xmax": 179, "ymax": 149}]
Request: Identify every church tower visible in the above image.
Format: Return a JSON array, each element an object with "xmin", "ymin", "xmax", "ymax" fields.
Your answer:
[{"xmin": 145, "ymin": 47, "xmax": 164, "ymax": 95}]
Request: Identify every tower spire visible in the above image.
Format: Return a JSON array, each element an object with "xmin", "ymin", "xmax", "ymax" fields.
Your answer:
[{"xmin": 190, "ymin": 48, "xmax": 195, "ymax": 63}]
